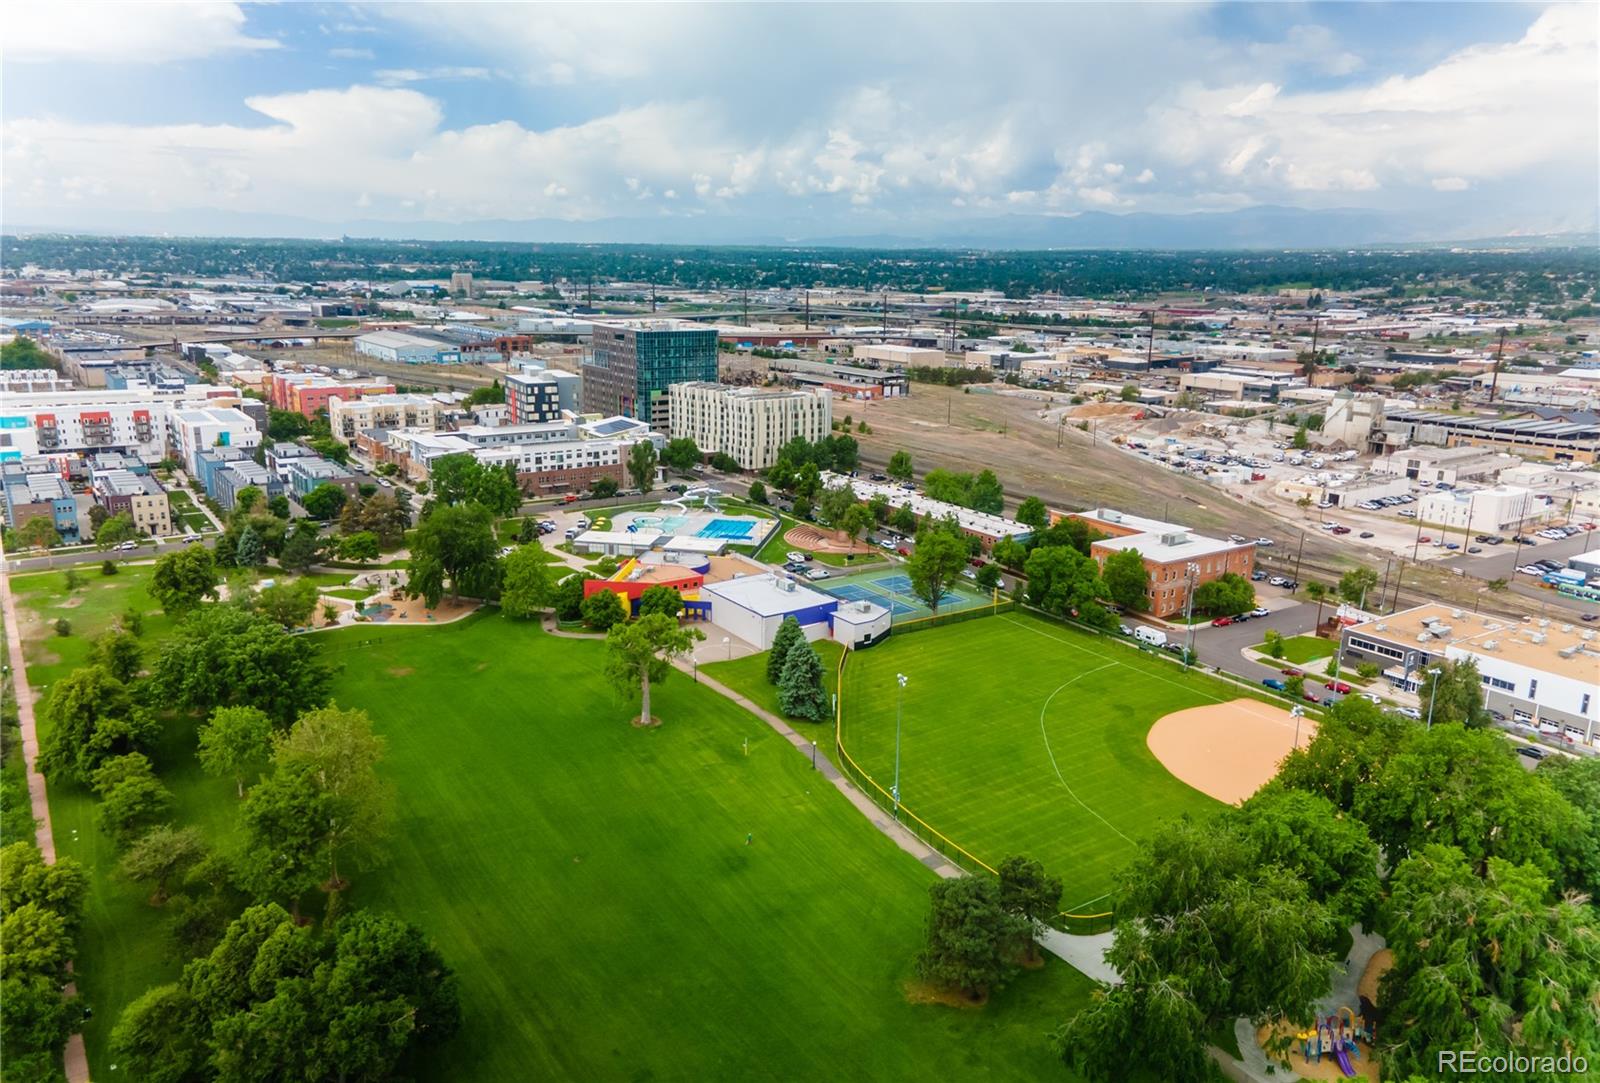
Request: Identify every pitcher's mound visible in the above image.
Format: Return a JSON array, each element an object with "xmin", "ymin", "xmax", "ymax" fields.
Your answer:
[{"xmin": 1147, "ymin": 698, "xmax": 1313, "ymax": 805}]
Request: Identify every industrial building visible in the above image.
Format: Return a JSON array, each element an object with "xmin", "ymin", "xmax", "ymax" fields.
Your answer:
[
  {"xmin": 1383, "ymin": 408, "xmax": 1599, "ymax": 464},
  {"xmin": 770, "ymin": 358, "xmax": 909, "ymax": 399},
  {"xmin": 852, "ymin": 343, "xmax": 946, "ymax": 368},
  {"xmin": 668, "ymin": 383, "xmax": 832, "ymax": 470},
  {"xmin": 581, "ymin": 319, "xmax": 719, "ymax": 431},
  {"xmin": 1339, "ymin": 603, "xmax": 1599, "ymax": 748},
  {"xmin": 354, "ymin": 330, "xmax": 461, "ymax": 365},
  {"xmin": 1375, "ymin": 445, "xmax": 1520, "ymax": 486},
  {"xmin": 1417, "ymin": 486, "xmax": 1546, "ymax": 535},
  {"xmin": 1067, "ymin": 508, "xmax": 1256, "ymax": 619}
]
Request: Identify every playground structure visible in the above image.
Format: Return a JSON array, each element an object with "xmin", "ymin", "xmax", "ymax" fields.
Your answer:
[
  {"xmin": 1262, "ymin": 1003, "xmax": 1377, "ymax": 1081},
  {"xmin": 662, "ymin": 486, "xmax": 722, "ymax": 514},
  {"xmin": 582, "ymin": 554, "xmax": 714, "ymax": 620}
]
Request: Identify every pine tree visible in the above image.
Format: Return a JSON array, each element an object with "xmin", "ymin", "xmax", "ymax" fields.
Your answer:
[
  {"xmin": 235, "ymin": 525, "xmax": 265, "ymax": 567},
  {"xmin": 777, "ymin": 637, "xmax": 829, "ymax": 722},
  {"xmin": 766, "ymin": 616, "xmax": 803, "ymax": 684}
]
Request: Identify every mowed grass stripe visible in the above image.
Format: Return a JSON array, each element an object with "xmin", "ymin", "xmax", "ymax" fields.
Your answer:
[{"xmin": 840, "ymin": 613, "xmax": 1225, "ymax": 909}]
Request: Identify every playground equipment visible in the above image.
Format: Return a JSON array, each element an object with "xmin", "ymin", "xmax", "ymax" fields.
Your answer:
[
  {"xmin": 1296, "ymin": 1006, "xmax": 1373, "ymax": 1078},
  {"xmin": 662, "ymin": 486, "xmax": 722, "ymax": 514}
]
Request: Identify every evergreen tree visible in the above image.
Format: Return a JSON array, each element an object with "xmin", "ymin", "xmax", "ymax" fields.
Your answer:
[
  {"xmin": 766, "ymin": 616, "xmax": 803, "ymax": 684},
  {"xmin": 777, "ymin": 637, "xmax": 829, "ymax": 721}
]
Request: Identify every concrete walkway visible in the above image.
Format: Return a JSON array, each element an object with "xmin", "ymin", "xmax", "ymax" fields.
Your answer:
[{"xmin": 0, "ymin": 550, "xmax": 90, "ymax": 1082}]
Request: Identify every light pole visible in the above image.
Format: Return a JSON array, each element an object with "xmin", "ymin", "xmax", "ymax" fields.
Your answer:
[
  {"xmin": 892, "ymin": 673, "xmax": 908, "ymax": 822},
  {"xmin": 1424, "ymin": 667, "xmax": 1442, "ymax": 729},
  {"xmin": 1182, "ymin": 562, "xmax": 1200, "ymax": 669},
  {"xmin": 811, "ymin": 740, "xmax": 817, "ymax": 771},
  {"xmin": 1290, "ymin": 704, "xmax": 1305, "ymax": 749},
  {"xmin": 722, "ymin": 636, "xmax": 731, "ymax": 661}
]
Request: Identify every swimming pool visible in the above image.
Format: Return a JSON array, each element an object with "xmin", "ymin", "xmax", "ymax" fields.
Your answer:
[{"xmin": 697, "ymin": 518, "xmax": 756, "ymax": 540}]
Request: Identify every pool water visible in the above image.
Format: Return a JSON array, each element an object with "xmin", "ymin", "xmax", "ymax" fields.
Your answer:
[{"xmin": 697, "ymin": 518, "xmax": 756, "ymax": 540}]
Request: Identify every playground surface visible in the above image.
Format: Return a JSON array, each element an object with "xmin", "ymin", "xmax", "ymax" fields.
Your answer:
[
  {"xmin": 1145, "ymin": 699, "xmax": 1314, "ymax": 805},
  {"xmin": 820, "ymin": 567, "xmax": 991, "ymax": 620},
  {"xmin": 837, "ymin": 612, "xmax": 1234, "ymax": 912}
]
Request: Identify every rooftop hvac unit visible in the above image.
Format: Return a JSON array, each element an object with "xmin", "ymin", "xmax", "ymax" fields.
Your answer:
[
  {"xmin": 1539, "ymin": 619, "xmax": 1551, "ymax": 629},
  {"xmin": 1375, "ymin": 622, "xmax": 1387, "ymax": 632},
  {"xmin": 1481, "ymin": 640, "xmax": 1498, "ymax": 651},
  {"xmin": 1417, "ymin": 632, "xmax": 1432, "ymax": 642},
  {"xmin": 1529, "ymin": 632, "xmax": 1547, "ymax": 645},
  {"xmin": 1583, "ymin": 631, "xmax": 1597, "ymax": 642},
  {"xmin": 1451, "ymin": 609, "xmax": 1464, "ymax": 619},
  {"xmin": 1561, "ymin": 624, "xmax": 1574, "ymax": 633},
  {"xmin": 1559, "ymin": 645, "xmax": 1580, "ymax": 659}
]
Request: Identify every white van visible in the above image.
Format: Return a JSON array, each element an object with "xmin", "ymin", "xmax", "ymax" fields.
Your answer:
[{"xmin": 1133, "ymin": 626, "xmax": 1168, "ymax": 648}]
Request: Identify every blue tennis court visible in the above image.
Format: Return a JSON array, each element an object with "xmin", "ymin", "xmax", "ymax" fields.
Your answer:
[{"xmin": 820, "ymin": 568, "xmax": 983, "ymax": 621}]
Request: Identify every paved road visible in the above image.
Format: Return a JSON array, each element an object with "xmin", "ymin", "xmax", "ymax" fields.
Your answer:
[
  {"xmin": 1443, "ymin": 526, "xmax": 1599, "ymax": 580},
  {"xmin": 4, "ymin": 534, "xmax": 214, "ymax": 574}
]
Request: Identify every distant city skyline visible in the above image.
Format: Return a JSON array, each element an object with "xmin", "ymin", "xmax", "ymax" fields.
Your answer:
[{"xmin": 4, "ymin": 2, "xmax": 1596, "ymax": 244}]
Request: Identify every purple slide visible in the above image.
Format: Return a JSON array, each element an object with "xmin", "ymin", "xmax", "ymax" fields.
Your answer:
[{"xmin": 1334, "ymin": 1045, "xmax": 1358, "ymax": 1077}]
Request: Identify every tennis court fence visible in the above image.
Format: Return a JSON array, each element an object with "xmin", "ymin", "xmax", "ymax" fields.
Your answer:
[{"xmin": 831, "ymin": 647, "xmax": 1116, "ymax": 937}]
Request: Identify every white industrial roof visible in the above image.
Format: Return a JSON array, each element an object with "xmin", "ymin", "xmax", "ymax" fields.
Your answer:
[{"xmin": 702, "ymin": 573, "xmax": 836, "ymax": 617}]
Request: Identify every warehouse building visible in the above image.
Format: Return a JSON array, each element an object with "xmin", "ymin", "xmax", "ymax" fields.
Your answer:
[
  {"xmin": 701, "ymin": 573, "xmax": 840, "ymax": 649},
  {"xmin": 354, "ymin": 330, "xmax": 461, "ymax": 365}
]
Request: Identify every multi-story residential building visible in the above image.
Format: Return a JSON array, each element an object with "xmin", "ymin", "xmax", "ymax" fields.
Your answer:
[
  {"xmin": 1339, "ymin": 603, "xmax": 1600, "ymax": 748},
  {"xmin": 326, "ymin": 394, "xmax": 441, "ymax": 444},
  {"xmin": 668, "ymin": 383, "xmax": 832, "ymax": 470},
  {"xmin": 267, "ymin": 373, "xmax": 395, "ymax": 418},
  {"xmin": 169, "ymin": 407, "xmax": 262, "ymax": 475},
  {"xmin": 505, "ymin": 370, "xmax": 582, "ymax": 424},
  {"xmin": 91, "ymin": 468, "xmax": 172, "ymax": 536},
  {"xmin": 212, "ymin": 460, "xmax": 281, "ymax": 511},
  {"xmin": 374, "ymin": 418, "xmax": 659, "ymax": 497},
  {"xmin": 581, "ymin": 319, "xmax": 718, "ymax": 431},
  {"xmin": 193, "ymin": 447, "xmax": 253, "ymax": 498},
  {"xmin": 2, "ymin": 388, "xmax": 245, "ymax": 464},
  {"xmin": 1066, "ymin": 508, "xmax": 1256, "ymax": 619},
  {"xmin": 285, "ymin": 456, "xmax": 359, "ymax": 501},
  {"xmin": 2, "ymin": 470, "xmax": 80, "ymax": 543}
]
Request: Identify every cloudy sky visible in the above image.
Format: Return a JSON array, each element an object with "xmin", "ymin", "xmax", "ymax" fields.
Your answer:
[{"xmin": 3, "ymin": 2, "xmax": 1596, "ymax": 241}]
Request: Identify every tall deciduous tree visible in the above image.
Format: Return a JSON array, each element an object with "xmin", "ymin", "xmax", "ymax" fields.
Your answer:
[
  {"xmin": 1100, "ymin": 548, "xmax": 1150, "ymax": 611},
  {"xmin": 603, "ymin": 613, "xmax": 703, "ymax": 727},
  {"xmin": 907, "ymin": 528, "xmax": 968, "ymax": 614},
  {"xmin": 89, "ymin": 628, "xmax": 143, "ymax": 682},
  {"xmin": 197, "ymin": 706, "xmax": 274, "ymax": 797},
  {"xmin": 38, "ymin": 665, "xmax": 157, "ymax": 783},
  {"xmin": 1013, "ymin": 496, "xmax": 1048, "ymax": 532},
  {"xmin": 150, "ymin": 605, "xmax": 332, "ymax": 726},
  {"xmin": 118, "ymin": 825, "xmax": 207, "ymax": 905},
  {"xmin": 916, "ymin": 876, "xmax": 1027, "ymax": 1001},
  {"xmin": 13, "ymin": 515, "xmax": 60, "ymax": 550},
  {"xmin": 886, "ymin": 450, "xmax": 914, "ymax": 481},
  {"xmin": 407, "ymin": 502, "xmax": 500, "ymax": 606},
  {"xmin": 1419, "ymin": 658, "xmax": 1492, "ymax": 728},
  {"xmin": 150, "ymin": 545, "xmax": 220, "ymax": 615},
  {"xmin": 1337, "ymin": 565, "xmax": 1379, "ymax": 606},
  {"xmin": 500, "ymin": 545, "xmax": 554, "ymax": 619},
  {"xmin": 636, "ymin": 584, "xmax": 683, "ymax": 620},
  {"xmin": 1024, "ymin": 545, "xmax": 1114, "ymax": 629},
  {"xmin": 251, "ymin": 578, "xmax": 320, "ymax": 629},
  {"xmin": 627, "ymin": 440, "xmax": 658, "ymax": 492},
  {"xmin": 272, "ymin": 705, "xmax": 394, "ymax": 891},
  {"xmin": 580, "ymin": 588, "xmax": 627, "ymax": 630},
  {"xmin": 0, "ymin": 844, "xmax": 87, "ymax": 1078},
  {"xmin": 969, "ymin": 469, "xmax": 1005, "ymax": 515},
  {"xmin": 661, "ymin": 438, "xmax": 701, "ymax": 472},
  {"xmin": 91, "ymin": 753, "xmax": 174, "ymax": 846},
  {"xmin": 94, "ymin": 511, "xmax": 140, "ymax": 549}
]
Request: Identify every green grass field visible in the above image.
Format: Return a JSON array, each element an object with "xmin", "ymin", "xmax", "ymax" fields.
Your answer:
[
  {"xmin": 704, "ymin": 639, "xmax": 846, "ymax": 725},
  {"xmin": 838, "ymin": 613, "xmax": 1236, "ymax": 913},
  {"xmin": 24, "ymin": 588, "xmax": 1094, "ymax": 1081},
  {"xmin": 1255, "ymin": 635, "xmax": 1337, "ymax": 665}
]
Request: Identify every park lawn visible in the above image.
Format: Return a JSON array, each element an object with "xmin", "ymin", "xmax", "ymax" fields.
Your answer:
[
  {"xmin": 36, "ymin": 608, "xmax": 1095, "ymax": 1082},
  {"xmin": 704, "ymin": 638, "xmax": 846, "ymax": 726},
  {"xmin": 9, "ymin": 567, "xmax": 181, "ymax": 688},
  {"xmin": 838, "ymin": 612, "xmax": 1234, "ymax": 914},
  {"xmin": 323, "ymin": 587, "xmax": 374, "ymax": 602},
  {"xmin": 1257, "ymin": 635, "xmax": 1337, "ymax": 665}
]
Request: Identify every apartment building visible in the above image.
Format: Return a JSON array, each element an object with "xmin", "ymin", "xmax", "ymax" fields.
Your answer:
[
  {"xmin": 2, "ymin": 388, "xmax": 234, "ymax": 464},
  {"xmin": 285, "ymin": 456, "xmax": 359, "ymax": 501},
  {"xmin": 267, "ymin": 373, "xmax": 395, "ymax": 417},
  {"xmin": 169, "ymin": 407, "xmax": 262, "ymax": 475},
  {"xmin": 91, "ymin": 468, "xmax": 172, "ymax": 536},
  {"xmin": 375, "ymin": 417, "xmax": 657, "ymax": 497},
  {"xmin": 326, "ymin": 394, "xmax": 441, "ymax": 444},
  {"xmin": 581, "ymin": 319, "xmax": 719, "ymax": 430},
  {"xmin": 668, "ymin": 383, "xmax": 832, "ymax": 470},
  {"xmin": 1066, "ymin": 508, "xmax": 1256, "ymax": 619},
  {"xmin": 2, "ymin": 470, "xmax": 80, "ymax": 542},
  {"xmin": 1340, "ymin": 603, "xmax": 1600, "ymax": 748},
  {"xmin": 505, "ymin": 369, "xmax": 582, "ymax": 424}
]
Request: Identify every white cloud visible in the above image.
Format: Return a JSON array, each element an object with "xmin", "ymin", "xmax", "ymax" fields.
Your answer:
[
  {"xmin": 6, "ymin": 1, "xmax": 277, "ymax": 63},
  {"xmin": 330, "ymin": 48, "xmax": 375, "ymax": 61},
  {"xmin": 374, "ymin": 67, "xmax": 493, "ymax": 86},
  {"xmin": 1431, "ymin": 177, "xmax": 1470, "ymax": 192}
]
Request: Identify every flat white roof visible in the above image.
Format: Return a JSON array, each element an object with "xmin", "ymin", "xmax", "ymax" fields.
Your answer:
[
  {"xmin": 660, "ymin": 537, "xmax": 727, "ymax": 554},
  {"xmin": 575, "ymin": 529, "xmax": 663, "ymax": 546},
  {"xmin": 1094, "ymin": 532, "xmax": 1242, "ymax": 562},
  {"xmin": 702, "ymin": 573, "xmax": 836, "ymax": 617},
  {"xmin": 830, "ymin": 600, "xmax": 891, "ymax": 625}
]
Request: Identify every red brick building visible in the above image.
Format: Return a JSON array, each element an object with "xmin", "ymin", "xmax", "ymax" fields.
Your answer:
[{"xmin": 1063, "ymin": 508, "xmax": 1257, "ymax": 619}]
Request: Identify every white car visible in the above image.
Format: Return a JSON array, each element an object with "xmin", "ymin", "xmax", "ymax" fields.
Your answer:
[
  {"xmin": 786, "ymin": 551, "xmax": 809, "ymax": 564},
  {"xmin": 1390, "ymin": 706, "xmax": 1422, "ymax": 720},
  {"xmin": 1268, "ymin": 576, "xmax": 1288, "ymax": 587},
  {"xmin": 114, "ymin": 540, "xmax": 138, "ymax": 551},
  {"xmin": 1255, "ymin": 538, "xmax": 1274, "ymax": 547},
  {"xmin": 1249, "ymin": 607, "xmax": 1270, "ymax": 617}
]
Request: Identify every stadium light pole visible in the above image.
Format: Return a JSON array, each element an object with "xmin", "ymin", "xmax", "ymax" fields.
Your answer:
[
  {"xmin": 892, "ymin": 673, "xmax": 908, "ymax": 822},
  {"xmin": 1182, "ymin": 562, "xmax": 1200, "ymax": 669},
  {"xmin": 1291, "ymin": 704, "xmax": 1305, "ymax": 749},
  {"xmin": 1424, "ymin": 667, "xmax": 1442, "ymax": 729}
]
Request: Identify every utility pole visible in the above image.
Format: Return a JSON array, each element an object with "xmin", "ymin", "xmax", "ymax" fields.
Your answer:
[
  {"xmin": 1390, "ymin": 558, "xmax": 1405, "ymax": 611},
  {"xmin": 804, "ymin": 289, "xmax": 810, "ymax": 329},
  {"xmin": 1292, "ymin": 531, "xmax": 1306, "ymax": 595},
  {"xmin": 881, "ymin": 291, "xmax": 888, "ymax": 335},
  {"xmin": 1182, "ymin": 562, "xmax": 1200, "ymax": 669},
  {"xmin": 1305, "ymin": 317, "xmax": 1321, "ymax": 388},
  {"xmin": 1488, "ymin": 327, "xmax": 1507, "ymax": 403},
  {"xmin": 891, "ymin": 673, "xmax": 908, "ymax": 821},
  {"xmin": 742, "ymin": 289, "xmax": 748, "ymax": 326},
  {"xmin": 650, "ymin": 283, "xmax": 657, "ymax": 313},
  {"xmin": 1146, "ymin": 311, "xmax": 1156, "ymax": 368},
  {"xmin": 586, "ymin": 277, "xmax": 593, "ymax": 309}
]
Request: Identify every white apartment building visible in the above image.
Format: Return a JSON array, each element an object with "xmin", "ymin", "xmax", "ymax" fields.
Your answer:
[
  {"xmin": 1417, "ymin": 485, "xmax": 1542, "ymax": 534},
  {"xmin": 326, "ymin": 394, "xmax": 441, "ymax": 443},
  {"xmin": 169, "ymin": 407, "xmax": 263, "ymax": 475},
  {"xmin": 668, "ymin": 382, "xmax": 832, "ymax": 470},
  {"xmin": 1, "ymin": 387, "xmax": 245, "ymax": 465}
]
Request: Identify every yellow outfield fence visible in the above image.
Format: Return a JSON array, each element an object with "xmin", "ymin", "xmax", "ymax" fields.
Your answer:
[{"xmin": 832, "ymin": 646, "xmax": 1116, "ymax": 936}]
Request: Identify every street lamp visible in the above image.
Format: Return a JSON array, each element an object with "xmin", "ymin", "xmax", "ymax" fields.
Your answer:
[
  {"xmin": 1182, "ymin": 562, "xmax": 1200, "ymax": 669},
  {"xmin": 1290, "ymin": 704, "xmax": 1306, "ymax": 749},
  {"xmin": 722, "ymin": 636, "xmax": 731, "ymax": 661},
  {"xmin": 892, "ymin": 673, "xmax": 908, "ymax": 822},
  {"xmin": 1424, "ymin": 667, "xmax": 1442, "ymax": 729}
]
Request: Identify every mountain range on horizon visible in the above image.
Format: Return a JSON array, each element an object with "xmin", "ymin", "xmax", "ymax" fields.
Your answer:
[{"xmin": 5, "ymin": 204, "xmax": 1596, "ymax": 252}]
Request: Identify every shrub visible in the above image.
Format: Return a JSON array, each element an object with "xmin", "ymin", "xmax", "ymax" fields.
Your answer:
[
  {"xmin": 101, "ymin": 560, "xmax": 119, "ymax": 576},
  {"xmin": 53, "ymin": 619, "xmax": 71, "ymax": 637},
  {"xmin": 1356, "ymin": 662, "xmax": 1380, "ymax": 680}
]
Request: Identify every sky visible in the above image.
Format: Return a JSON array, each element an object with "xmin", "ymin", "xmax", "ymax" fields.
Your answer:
[{"xmin": 3, "ymin": 2, "xmax": 1596, "ymax": 242}]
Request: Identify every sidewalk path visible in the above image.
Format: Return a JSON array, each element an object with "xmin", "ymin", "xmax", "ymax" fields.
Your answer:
[
  {"xmin": 1, "ymin": 552, "xmax": 91, "ymax": 1082},
  {"xmin": 679, "ymin": 659, "xmax": 1120, "ymax": 982}
]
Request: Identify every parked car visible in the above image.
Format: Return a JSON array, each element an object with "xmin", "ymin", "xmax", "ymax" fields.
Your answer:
[
  {"xmin": 1359, "ymin": 532, "xmax": 1375, "ymax": 539},
  {"xmin": 1390, "ymin": 706, "xmax": 1422, "ymax": 720},
  {"xmin": 868, "ymin": 473, "xmax": 888, "ymax": 481},
  {"xmin": 1467, "ymin": 546, "xmax": 1482, "ymax": 554},
  {"xmin": 1249, "ymin": 607, "xmax": 1270, "ymax": 617},
  {"xmin": 1255, "ymin": 538, "xmax": 1274, "ymax": 547},
  {"xmin": 1517, "ymin": 745, "xmax": 1547, "ymax": 761},
  {"xmin": 1119, "ymin": 624, "xmax": 1133, "ymax": 636},
  {"xmin": 1303, "ymin": 689, "xmax": 1321, "ymax": 703},
  {"xmin": 1250, "ymin": 571, "xmax": 1268, "ymax": 581},
  {"xmin": 1261, "ymin": 678, "xmax": 1287, "ymax": 691},
  {"xmin": 1583, "ymin": 613, "xmax": 1599, "ymax": 623},
  {"xmin": 1211, "ymin": 616, "xmax": 1233, "ymax": 627},
  {"xmin": 1281, "ymin": 667, "xmax": 1303, "ymax": 678},
  {"xmin": 961, "ymin": 568, "xmax": 978, "ymax": 580},
  {"xmin": 114, "ymin": 540, "xmax": 138, "ymax": 551},
  {"xmin": 1444, "ymin": 542, "xmax": 1460, "ymax": 550},
  {"xmin": 786, "ymin": 551, "xmax": 809, "ymax": 564},
  {"xmin": 1326, "ymin": 680, "xmax": 1352, "ymax": 694},
  {"xmin": 896, "ymin": 546, "xmax": 910, "ymax": 556},
  {"xmin": 1268, "ymin": 576, "xmax": 1289, "ymax": 587}
]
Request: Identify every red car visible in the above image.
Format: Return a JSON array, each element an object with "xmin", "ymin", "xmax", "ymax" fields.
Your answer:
[
  {"xmin": 1281, "ymin": 667, "xmax": 1303, "ymax": 677},
  {"xmin": 1326, "ymin": 680, "xmax": 1352, "ymax": 694},
  {"xmin": 1303, "ymin": 689, "xmax": 1321, "ymax": 703},
  {"xmin": 1211, "ymin": 616, "xmax": 1233, "ymax": 627},
  {"xmin": 896, "ymin": 546, "xmax": 910, "ymax": 556}
]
